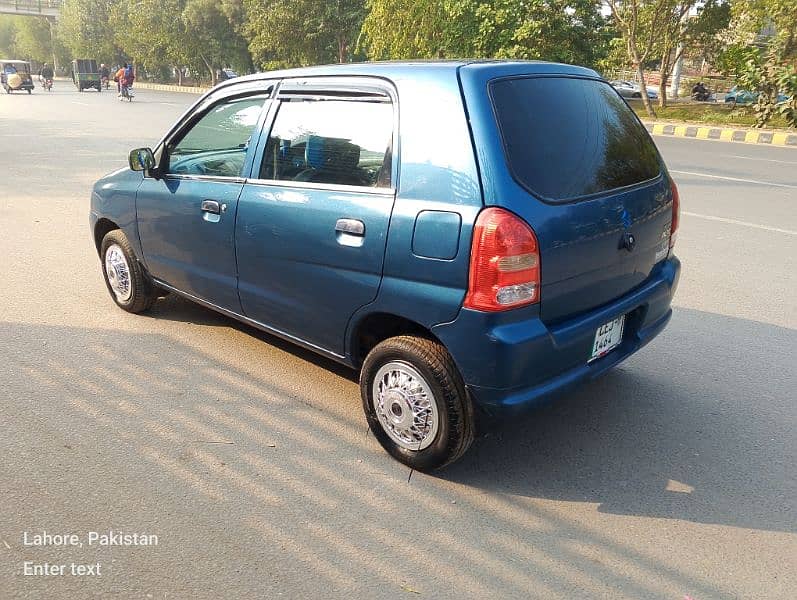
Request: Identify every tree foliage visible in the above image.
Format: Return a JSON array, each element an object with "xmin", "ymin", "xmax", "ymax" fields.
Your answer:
[
  {"xmin": 243, "ymin": 0, "xmax": 365, "ymax": 69},
  {"xmin": 731, "ymin": 0, "xmax": 797, "ymax": 127},
  {"xmin": 360, "ymin": 0, "xmax": 609, "ymax": 67}
]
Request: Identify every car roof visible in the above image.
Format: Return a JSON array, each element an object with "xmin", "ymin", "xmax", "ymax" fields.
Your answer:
[
  {"xmin": 222, "ymin": 59, "xmax": 599, "ymax": 87},
  {"xmin": 0, "ymin": 59, "xmax": 30, "ymax": 64}
]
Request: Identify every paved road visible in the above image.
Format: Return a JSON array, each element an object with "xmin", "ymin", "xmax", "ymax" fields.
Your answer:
[{"xmin": 1, "ymin": 85, "xmax": 795, "ymax": 599}]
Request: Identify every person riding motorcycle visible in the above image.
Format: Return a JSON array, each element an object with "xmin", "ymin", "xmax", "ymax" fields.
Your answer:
[
  {"xmin": 100, "ymin": 63, "xmax": 110, "ymax": 89},
  {"xmin": 691, "ymin": 81, "xmax": 710, "ymax": 101},
  {"xmin": 117, "ymin": 63, "xmax": 134, "ymax": 99},
  {"xmin": 39, "ymin": 63, "xmax": 54, "ymax": 89}
]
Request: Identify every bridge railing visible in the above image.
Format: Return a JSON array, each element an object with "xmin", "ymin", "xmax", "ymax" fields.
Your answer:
[{"xmin": 0, "ymin": 0, "xmax": 63, "ymax": 14}]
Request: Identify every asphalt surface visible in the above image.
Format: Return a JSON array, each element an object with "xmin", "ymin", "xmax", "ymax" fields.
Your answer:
[{"xmin": 1, "ymin": 84, "xmax": 795, "ymax": 599}]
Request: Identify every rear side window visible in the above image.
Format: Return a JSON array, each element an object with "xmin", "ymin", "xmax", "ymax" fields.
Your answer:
[
  {"xmin": 490, "ymin": 77, "xmax": 661, "ymax": 202},
  {"xmin": 260, "ymin": 99, "xmax": 393, "ymax": 188}
]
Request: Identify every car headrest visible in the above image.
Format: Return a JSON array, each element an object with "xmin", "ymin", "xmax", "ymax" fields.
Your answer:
[
  {"xmin": 305, "ymin": 135, "xmax": 327, "ymax": 170},
  {"xmin": 305, "ymin": 136, "xmax": 361, "ymax": 172}
]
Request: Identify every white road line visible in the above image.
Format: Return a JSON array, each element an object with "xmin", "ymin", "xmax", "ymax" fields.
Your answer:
[
  {"xmin": 670, "ymin": 169, "xmax": 797, "ymax": 189},
  {"xmin": 682, "ymin": 211, "xmax": 797, "ymax": 236},
  {"xmin": 71, "ymin": 101, "xmax": 91, "ymax": 106},
  {"xmin": 721, "ymin": 154, "xmax": 797, "ymax": 166}
]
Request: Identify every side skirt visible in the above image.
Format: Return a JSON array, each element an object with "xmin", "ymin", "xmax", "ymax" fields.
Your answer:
[{"xmin": 153, "ymin": 279, "xmax": 351, "ymax": 367}]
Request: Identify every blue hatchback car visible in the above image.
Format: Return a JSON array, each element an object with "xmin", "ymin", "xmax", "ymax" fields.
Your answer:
[{"xmin": 90, "ymin": 61, "xmax": 680, "ymax": 470}]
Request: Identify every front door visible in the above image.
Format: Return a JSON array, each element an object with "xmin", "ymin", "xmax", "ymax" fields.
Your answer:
[
  {"xmin": 236, "ymin": 82, "xmax": 396, "ymax": 354},
  {"xmin": 136, "ymin": 93, "xmax": 269, "ymax": 310}
]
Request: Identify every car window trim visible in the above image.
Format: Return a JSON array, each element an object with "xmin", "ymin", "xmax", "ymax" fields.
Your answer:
[
  {"xmin": 244, "ymin": 177, "xmax": 395, "ymax": 195},
  {"xmin": 162, "ymin": 174, "xmax": 247, "ymax": 185},
  {"xmin": 248, "ymin": 76, "xmax": 399, "ymax": 191}
]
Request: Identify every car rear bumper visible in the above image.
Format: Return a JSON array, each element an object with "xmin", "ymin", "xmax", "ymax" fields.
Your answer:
[{"xmin": 432, "ymin": 256, "xmax": 680, "ymax": 415}]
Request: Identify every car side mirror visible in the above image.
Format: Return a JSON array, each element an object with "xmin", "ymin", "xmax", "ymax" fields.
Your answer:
[{"xmin": 129, "ymin": 147, "xmax": 157, "ymax": 173}]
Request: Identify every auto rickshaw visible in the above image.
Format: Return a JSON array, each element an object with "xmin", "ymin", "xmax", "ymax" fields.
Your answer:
[
  {"xmin": 1, "ymin": 59, "xmax": 35, "ymax": 94},
  {"xmin": 72, "ymin": 58, "xmax": 102, "ymax": 92}
]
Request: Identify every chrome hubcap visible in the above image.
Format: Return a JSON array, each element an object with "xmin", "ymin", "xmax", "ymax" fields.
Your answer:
[
  {"xmin": 104, "ymin": 244, "xmax": 132, "ymax": 302},
  {"xmin": 372, "ymin": 361, "xmax": 438, "ymax": 451}
]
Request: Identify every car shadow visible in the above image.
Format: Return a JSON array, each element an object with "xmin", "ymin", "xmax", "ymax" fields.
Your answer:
[
  {"xmin": 444, "ymin": 307, "xmax": 796, "ymax": 534},
  {"xmin": 146, "ymin": 295, "xmax": 796, "ymax": 535},
  {"xmin": 4, "ymin": 307, "xmax": 789, "ymax": 598}
]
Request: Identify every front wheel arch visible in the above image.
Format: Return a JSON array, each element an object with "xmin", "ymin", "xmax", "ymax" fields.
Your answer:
[{"xmin": 94, "ymin": 218, "xmax": 120, "ymax": 255}]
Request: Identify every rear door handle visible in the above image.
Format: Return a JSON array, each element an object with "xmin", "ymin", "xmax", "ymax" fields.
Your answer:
[
  {"xmin": 335, "ymin": 218, "xmax": 365, "ymax": 236},
  {"xmin": 201, "ymin": 200, "xmax": 221, "ymax": 214}
]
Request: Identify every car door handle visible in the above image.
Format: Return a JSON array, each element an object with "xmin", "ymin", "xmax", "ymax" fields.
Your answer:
[
  {"xmin": 201, "ymin": 200, "xmax": 222, "ymax": 214},
  {"xmin": 335, "ymin": 218, "xmax": 365, "ymax": 236}
]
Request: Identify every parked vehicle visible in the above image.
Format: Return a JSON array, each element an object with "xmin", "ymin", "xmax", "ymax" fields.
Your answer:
[
  {"xmin": 90, "ymin": 61, "xmax": 681, "ymax": 470},
  {"xmin": 1, "ymin": 59, "xmax": 34, "ymax": 94},
  {"xmin": 724, "ymin": 86, "xmax": 789, "ymax": 105},
  {"xmin": 72, "ymin": 59, "xmax": 102, "ymax": 92},
  {"xmin": 610, "ymin": 79, "xmax": 659, "ymax": 100},
  {"xmin": 217, "ymin": 68, "xmax": 238, "ymax": 82}
]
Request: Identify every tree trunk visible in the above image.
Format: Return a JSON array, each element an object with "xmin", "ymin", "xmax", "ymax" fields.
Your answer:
[
  {"xmin": 200, "ymin": 54, "xmax": 216, "ymax": 87},
  {"xmin": 636, "ymin": 63, "xmax": 656, "ymax": 118},
  {"xmin": 338, "ymin": 36, "xmax": 347, "ymax": 63},
  {"xmin": 658, "ymin": 53, "xmax": 671, "ymax": 109}
]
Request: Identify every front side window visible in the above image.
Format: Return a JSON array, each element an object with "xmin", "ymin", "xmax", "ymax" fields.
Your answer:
[
  {"xmin": 260, "ymin": 99, "xmax": 393, "ymax": 188},
  {"xmin": 167, "ymin": 95, "xmax": 267, "ymax": 178}
]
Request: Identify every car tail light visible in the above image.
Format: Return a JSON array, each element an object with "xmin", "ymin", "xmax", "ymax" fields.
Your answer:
[
  {"xmin": 464, "ymin": 207, "xmax": 540, "ymax": 311},
  {"xmin": 669, "ymin": 176, "xmax": 680, "ymax": 249}
]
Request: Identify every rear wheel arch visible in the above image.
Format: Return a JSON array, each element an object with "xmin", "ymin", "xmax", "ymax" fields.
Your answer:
[{"xmin": 350, "ymin": 312, "xmax": 444, "ymax": 370}]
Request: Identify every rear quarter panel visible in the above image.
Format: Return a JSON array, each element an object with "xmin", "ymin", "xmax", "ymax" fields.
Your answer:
[{"xmin": 346, "ymin": 67, "xmax": 483, "ymax": 357}]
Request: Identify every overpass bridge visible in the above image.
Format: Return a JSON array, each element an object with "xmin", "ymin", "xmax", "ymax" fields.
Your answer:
[{"xmin": 0, "ymin": 0, "xmax": 62, "ymax": 19}]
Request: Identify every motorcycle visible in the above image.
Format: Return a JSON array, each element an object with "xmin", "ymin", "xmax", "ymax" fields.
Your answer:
[
  {"xmin": 101, "ymin": 75, "xmax": 109, "ymax": 89},
  {"xmin": 119, "ymin": 83, "xmax": 134, "ymax": 102},
  {"xmin": 43, "ymin": 78, "xmax": 53, "ymax": 92}
]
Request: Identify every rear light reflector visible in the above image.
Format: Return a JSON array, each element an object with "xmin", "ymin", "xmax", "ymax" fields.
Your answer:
[
  {"xmin": 669, "ymin": 176, "xmax": 680, "ymax": 250},
  {"xmin": 464, "ymin": 207, "xmax": 540, "ymax": 311}
]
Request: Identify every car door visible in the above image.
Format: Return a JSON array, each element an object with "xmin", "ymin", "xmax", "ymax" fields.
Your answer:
[
  {"xmin": 136, "ymin": 87, "xmax": 271, "ymax": 311},
  {"xmin": 236, "ymin": 79, "xmax": 397, "ymax": 355}
]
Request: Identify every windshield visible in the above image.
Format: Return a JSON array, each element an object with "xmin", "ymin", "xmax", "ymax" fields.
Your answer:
[{"xmin": 490, "ymin": 76, "xmax": 661, "ymax": 202}]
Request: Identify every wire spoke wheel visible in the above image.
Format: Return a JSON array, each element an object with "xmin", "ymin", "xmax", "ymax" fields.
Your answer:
[
  {"xmin": 104, "ymin": 243, "xmax": 132, "ymax": 302},
  {"xmin": 372, "ymin": 361, "xmax": 439, "ymax": 451}
]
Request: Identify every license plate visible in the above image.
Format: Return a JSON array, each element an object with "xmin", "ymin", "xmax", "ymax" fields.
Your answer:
[{"xmin": 589, "ymin": 315, "xmax": 625, "ymax": 362}]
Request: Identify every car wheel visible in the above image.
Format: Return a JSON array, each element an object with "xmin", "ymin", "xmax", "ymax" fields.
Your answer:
[
  {"xmin": 360, "ymin": 335, "xmax": 474, "ymax": 471},
  {"xmin": 100, "ymin": 230, "xmax": 156, "ymax": 313},
  {"xmin": 632, "ymin": 92, "xmax": 641, "ymax": 98}
]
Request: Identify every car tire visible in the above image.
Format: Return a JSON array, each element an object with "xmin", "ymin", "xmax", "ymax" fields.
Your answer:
[
  {"xmin": 632, "ymin": 92, "xmax": 641, "ymax": 98},
  {"xmin": 100, "ymin": 229, "xmax": 157, "ymax": 314},
  {"xmin": 360, "ymin": 335, "xmax": 474, "ymax": 471}
]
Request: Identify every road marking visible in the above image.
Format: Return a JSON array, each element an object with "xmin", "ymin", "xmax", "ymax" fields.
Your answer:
[
  {"xmin": 682, "ymin": 211, "xmax": 797, "ymax": 236},
  {"xmin": 670, "ymin": 169, "xmax": 797, "ymax": 189},
  {"xmin": 720, "ymin": 154, "xmax": 797, "ymax": 166},
  {"xmin": 71, "ymin": 101, "xmax": 91, "ymax": 106}
]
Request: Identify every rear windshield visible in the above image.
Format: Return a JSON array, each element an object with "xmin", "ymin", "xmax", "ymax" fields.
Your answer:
[{"xmin": 490, "ymin": 76, "xmax": 661, "ymax": 202}]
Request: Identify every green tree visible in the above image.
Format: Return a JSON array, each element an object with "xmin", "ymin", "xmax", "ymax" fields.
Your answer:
[
  {"xmin": 360, "ymin": 0, "xmax": 609, "ymax": 67},
  {"xmin": 605, "ymin": 0, "xmax": 677, "ymax": 117},
  {"xmin": 58, "ymin": 0, "xmax": 117, "ymax": 61},
  {"xmin": 243, "ymin": 0, "xmax": 365, "ymax": 69},
  {"xmin": 730, "ymin": 0, "xmax": 797, "ymax": 127}
]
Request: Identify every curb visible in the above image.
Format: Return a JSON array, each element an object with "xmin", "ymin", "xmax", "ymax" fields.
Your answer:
[
  {"xmin": 643, "ymin": 121, "xmax": 797, "ymax": 147},
  {"xmin": 132, "ymin": 82, "xmax": 209, "ymax": 95}
]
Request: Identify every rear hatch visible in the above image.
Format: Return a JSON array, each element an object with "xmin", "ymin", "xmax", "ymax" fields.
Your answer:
[{"xmin": 488, "ymin": 75, "xmax": 673, "ymax": 323}]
